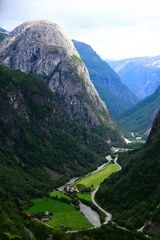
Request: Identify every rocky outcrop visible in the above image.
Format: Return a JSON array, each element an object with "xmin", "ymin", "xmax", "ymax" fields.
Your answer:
[
  {"xmin": 0, "ymin": 20, "xmax": 115, "ymax": 129},
  {"xmin": 147, "ymin": 110, "xmax": 160, "ymax": 144}
]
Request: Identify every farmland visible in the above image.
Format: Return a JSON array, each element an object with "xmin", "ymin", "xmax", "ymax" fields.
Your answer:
[
  {"xmin": 28, "ymin": 198, "xmax": 92, "ymax": 230},
  {"xmin": 77, "ymin": 192, "xmax": 92, "ymax": 202},
  {"xmin": 76, "ymin": 163, "xmax": 120, "ymax": 189},
  {"xmin": 50, "ymin": 191, "xmax": 72, "ymax": 201}
]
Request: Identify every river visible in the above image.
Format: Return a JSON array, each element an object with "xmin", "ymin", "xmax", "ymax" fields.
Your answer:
[
  {"xmin": 79, "ymin": 201, "xmax": 101, "ymax": 227},
  {"xmin": 58, "ymin": 156, "xmax": 113, "ymax": 228},
  {"xmin": 58, "ymin": 158, "xmax": 111, "ymax": 192}
]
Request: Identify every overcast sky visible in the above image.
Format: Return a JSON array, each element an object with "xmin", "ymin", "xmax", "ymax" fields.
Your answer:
[{"xmin": 0, "ymin": 0, "xmax": 160, "ymax": 59}]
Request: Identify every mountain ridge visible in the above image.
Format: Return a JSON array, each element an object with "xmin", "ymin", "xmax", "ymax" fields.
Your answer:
[
  {"xmin": 109, "ymin": 56, "xmax": 160, "ymax": 100},
  {"xmin": 73, "ymin": 40, "xmax": 138, "ymax": 119},
  {"xmin": 0, "ymin": 20, "xmax": 117, "ymax": 132},
  {"xmin": 119, "ymin": 85, "xmax": 160, "ymax": 135}
]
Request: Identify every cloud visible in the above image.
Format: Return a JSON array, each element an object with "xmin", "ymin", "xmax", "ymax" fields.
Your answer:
[{"xmin": 0, "ymin": 0, "xmax": 160, "ymax": 59}]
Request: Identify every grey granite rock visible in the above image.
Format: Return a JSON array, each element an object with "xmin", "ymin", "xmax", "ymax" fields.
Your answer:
[{"xmin": 0, "ymin": 20, "xmax": 115, "ymax": 129}]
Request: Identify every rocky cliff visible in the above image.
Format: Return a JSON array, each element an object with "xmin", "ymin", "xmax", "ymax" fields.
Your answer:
[
  {"xmin": 0, "ymin": 20, "xmax": 115, "ymax": 130},
  {"xmin": 73, "ymin": 40, "xmax": 138, "ymax": 118}
]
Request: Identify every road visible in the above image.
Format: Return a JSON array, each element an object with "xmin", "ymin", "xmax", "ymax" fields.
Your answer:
[
  {"xmin": 91, "ymin": 156, "xmax": 121, "ymax": 225},
  {"xmin": 91, "ymin": 186, "xmax": 112, "ymax": 224}
]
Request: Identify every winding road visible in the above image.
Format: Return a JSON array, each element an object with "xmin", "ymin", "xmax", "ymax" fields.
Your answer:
[
  {"xmin": 63, "ymin": 149, "xmax": 136, "ymax": 233},
  {"xmin": 66, "ymin": 150, "xmax": 149, "ymax": 236},
  {"xmin": 91, "ymin": 186, "xmax": 112, "ymax": 224},
  {"xmin": 91, "ymin": 155, "xmax": 121, "ymax": 225}
]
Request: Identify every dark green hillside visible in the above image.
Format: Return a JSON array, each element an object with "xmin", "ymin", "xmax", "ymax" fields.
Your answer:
[
  {"xmin": 119, "ymin": 86, "xmax": 160, "ymax": 135},
  {"xmin": 97, "ymin": 112, "xmax": 160, "ymax": 235},
  {"xmin": 0, "ymin": 66, "xmax": 105, "ymax": 173},
  {"xmin": 73, "ymin": 40, "xmax": 138, "ymax": 118},
  {"xmin": 72, "ymin": 224, "xmax": 148, "ymax": 240},
  {"xmin": 0, "ymin": 66, "xmax": 144, "ymax": 240},
  {"xmin": 0, "ymin": 65, "xmax": 117, "ymax": 238}
]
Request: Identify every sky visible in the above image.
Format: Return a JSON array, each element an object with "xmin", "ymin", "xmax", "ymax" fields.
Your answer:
[{"xmin": 0, "ymin": 0, "xmax": 160, "ymax": 59}]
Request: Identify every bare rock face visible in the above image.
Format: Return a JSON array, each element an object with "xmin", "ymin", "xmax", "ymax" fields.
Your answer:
[
  {"xmin": 0, "ymin": 20, "xmax": 115, "ymax": 129},
  {"xmin": 147, "ymin": 110, "xmax": 160, "ymax": 144}
]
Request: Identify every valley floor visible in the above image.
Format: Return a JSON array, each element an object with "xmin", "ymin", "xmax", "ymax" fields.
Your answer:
[{"xmin": 27, "ymin": 155, "xmax": 121, "ymax": 231}]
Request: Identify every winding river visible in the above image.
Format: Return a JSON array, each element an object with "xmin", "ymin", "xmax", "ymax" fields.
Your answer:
[
  {"xmin": 79, "ymin": 201, "xmax": 101, "ymax": 227},
  {"xmin": 60, "ymin": 147, "xmax": 146, "ymax": 235},
  {"xmin": 58, "ymin": 158, "xmax": 111, "ymax": 192},
  {"xmin": 58, "ymin": 155, "xmax": 117, "ymax": 228}
]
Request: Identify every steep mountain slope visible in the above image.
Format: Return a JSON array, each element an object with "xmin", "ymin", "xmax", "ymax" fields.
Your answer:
[
  {"xmin": 0, "ymin": 21, "xmax": 119, "ymax": 132},
  {"xmin": 0, "ymin": 21, "xmax": 123, "ymax": 238},
  {"xmin": 119, "ymin": 86, "xmax": 160, "ymax": 135},
  {"xmin": 109, "ymin": 56, "xmax": 160, "ymax": 100},
  {"xmin": 0, "ymin": 68, "xmax": 148, "ymax": 240},
  {"xmin": 97, "ymin": 111, "xmax": 160, "ymax": 236},
  {"xmin": 73, "ymin": 40, "xmax": 138, "ymax": 118},
  {"xmin": 0, "ymin": 65, "xmax": 106, "ymax": 176},
  {"xmin": 0, "ymin": 65, "xmax": 114, "ymax": 239}
]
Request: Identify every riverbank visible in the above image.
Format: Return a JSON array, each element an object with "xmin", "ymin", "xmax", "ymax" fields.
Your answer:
[
  {"xmin": 27, "ymin": 153, "xmax": 122, "ymax": 231},
  {"xmin": 59, "ymin": 154, "xmax": 121, "ymax": 230}
]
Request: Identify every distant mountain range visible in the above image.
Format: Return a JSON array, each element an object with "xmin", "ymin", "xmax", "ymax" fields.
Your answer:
[
  {"xmin": 109, "ymin": 56, "xmax": 160, "ymax": 100},
  {"xmin": 0, "ymin": 27, "xmax": 9, "ymax": 34},
  {"xmin": 118, "ymin": 85, "xmax": 160, "ymax": 135},
  {"xmin": 0, "ymin": 27, "xmax": 9, "ymax": 42},
  {"xmin": 73, "ymin": 40, "xmax": 138, "ymax": 119}
]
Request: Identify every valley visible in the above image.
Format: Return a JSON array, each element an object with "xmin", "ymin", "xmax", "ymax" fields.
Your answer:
[
  {"xmin": 0, "ymin": 16, "xmax": 160, "ymax": 240},
  {"xmin": 27, "ymin": 153, "xmax": 121, "ymax": 231}
]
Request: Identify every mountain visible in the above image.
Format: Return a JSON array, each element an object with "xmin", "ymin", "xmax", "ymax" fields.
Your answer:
[
  {"xmin": 0, "ymin": 21, "xmax": 123, "ymax": 238},
  {"xmin": 109, "ymin": 56, "xmax": 160, "ymax": 100},
  {"xmin": 0, "ymin": 27, "xmax": 9, "ymax": 34},
  {"xmin": 97, "ymin": 111, "xmax": 160, "ymax": 236},
  {"xmin": 0, "ymin": 21, "xmax": 117, "ymax": 131},
  {"xmin": 0, "ymin": 65, "xmax": 114, "ymax": 239},
  {"xmin": 0, "ymin": 27, "xmax": 9, "ymax": 42},
  {"xmin": 118, "ymin": 85, "xmax": 160, "ymax": 135},
  {"xmin": 73, "ymin": 40, "xmax": 138, "ymax": 119}
]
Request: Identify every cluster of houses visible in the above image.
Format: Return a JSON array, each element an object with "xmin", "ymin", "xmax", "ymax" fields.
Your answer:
[
  {"xmin": 66, "ymin": 184, "xmax": 93, "ymax": 193},
  {"xmin": 29, "ymin": 211, "xmax": 50, "ymax": 222},
  {"xmin": 66, "ymin": 185, "xmax": 79, "ymax": 193}
]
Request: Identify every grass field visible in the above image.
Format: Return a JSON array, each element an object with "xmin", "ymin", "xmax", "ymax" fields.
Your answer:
[
  {"xmin": 50, "ymin": 191, "xmax": 72, "ymax": 201},
  {"xmin": 76, "ymin": 163, "xmax": 120, "ymax": 189},
  {"xmin": 77, "ymin": 192, "xmax": 92, "ymax": 202},
  {"xmin": 28, "ymin": 198, "xmax": 92, "ymax": 230}
]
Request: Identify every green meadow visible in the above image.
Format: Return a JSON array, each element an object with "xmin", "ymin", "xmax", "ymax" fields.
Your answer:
[
  {"xmin": 77, "ymin": 192, "xmax": 92, "ymax": 202},
  {"xmin": 28, "ymin": 198, "xmax": 92, "ymax": 230},
  {"xmin": 76, "ymin": 163, "xmax": 120, "ymax": 189},
  {"xmin": 50, "ymin": 191, "xmax": 72, "ymax": 201}
]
